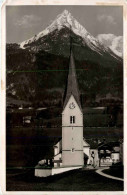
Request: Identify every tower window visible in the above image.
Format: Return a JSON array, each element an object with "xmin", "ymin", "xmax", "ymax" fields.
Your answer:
[
  {"xmin": 73, "ymin": 116, "xmax": 75, "ymax": 123},
  {"xmin": 70, "ymin": 116, "xmax": 72, "ymax": 123},
  {"xmin": 70, "ymin": 116, "xmax": 75, "ymax": 124}
]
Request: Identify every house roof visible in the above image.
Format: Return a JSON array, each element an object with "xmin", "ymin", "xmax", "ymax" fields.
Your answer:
[
  {"xmin": 84, "ymin": 153, "xmax": 89, "ymax": 158},
  {"xmin": 86, "ymin": 139, "xmax": 98, "ymax": 149},
  {"xmin": 54, "ymin": 139, "xmax": 62, "ymax": 147},
  {"xmin": 98, "ymin": 141, "xmax": 120, "ymax": 150},
  {"xmin": 54, "ymin": 138, "xmax": 62, "ymax": 147},
  {"xmin": 108, "ymin": 141, "xmax": 120, "ymax": 147},
  {"xmin": 83, "ymin": 138, "xmax": 90, "ymax": 147},
  {"xmin": 63, "ymin": 51, "xmax": 81, "ymax": 110}
]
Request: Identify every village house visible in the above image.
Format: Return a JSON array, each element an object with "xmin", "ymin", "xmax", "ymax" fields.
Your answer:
[
  {"xmin": 23, "ymin": 116, "xmax": 32, "ymax": 124},
  {"xmin": 120, "ymin": 142, "xmax": 124, "ymax": 165},
  {"xmin": 98, "ymin": 141, "xmax": 120, "ymax": 166}
]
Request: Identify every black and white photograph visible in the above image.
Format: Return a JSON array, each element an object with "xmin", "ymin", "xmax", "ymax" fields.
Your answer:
[{"xmin": 4, "ymin": 3, "xmax": 124, "ymax": 192}]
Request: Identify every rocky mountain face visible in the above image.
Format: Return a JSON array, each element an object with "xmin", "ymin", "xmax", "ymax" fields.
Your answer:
[
  {"xmin": 96, "ymin": 34, "xmax": 123, "ymax": 58},
  {"xmin": 19, "ymin": 10, "xmax": 121, "ymax": 59},
  {"xmin": 6, "ymin": 10, "xmax": 123, "ymax": 106}
]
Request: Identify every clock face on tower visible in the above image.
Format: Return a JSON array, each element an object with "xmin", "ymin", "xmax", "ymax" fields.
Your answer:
[{"xmin": 69, "ymin": 102, "xmax": 75, "ymax": 109}]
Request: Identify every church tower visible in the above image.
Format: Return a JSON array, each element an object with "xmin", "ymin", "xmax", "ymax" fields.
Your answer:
[{"xmin": 62, "ymin": 51, "xmax": 84, "ymax": 166}]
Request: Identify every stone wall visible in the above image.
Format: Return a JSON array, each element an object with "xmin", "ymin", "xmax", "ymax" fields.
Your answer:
[{"xmin": 35, "ymin": 166, "xmax": 82, "ymax": 177}]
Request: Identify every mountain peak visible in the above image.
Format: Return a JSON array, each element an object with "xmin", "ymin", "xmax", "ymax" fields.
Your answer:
[
  {"xmin": 19, "ymin": 10, "xmax": 121, "ymax": 60},
  {"xmin": 49, "ymin": 9, "xmax": 74, "ymax": 30},
  {"xmin": 59, "ymin": 9, "xmax": 72, "ymax": 20},
  {"xmin": 19, "ymin": 9, "xmax": 88, "ymax": 49},
  {"xmin": 61, "ymin": 9, "xmax": 70, "ymax": 16}
]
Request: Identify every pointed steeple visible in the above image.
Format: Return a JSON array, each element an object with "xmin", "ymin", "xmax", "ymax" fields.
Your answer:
[{"xmin": 63, "ymin": 51, "xmax": 81, "ymax": 110}]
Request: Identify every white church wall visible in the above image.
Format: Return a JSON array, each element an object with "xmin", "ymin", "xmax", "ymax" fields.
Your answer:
[
  {"xmin": 35, "ymin": 166, "xmax": 82, "ymax": 177},
  {"xmin": 54, "ymin": 147, "xmax": 58, "ymax": 156},
  {"xmin": 62, "ymin": 126, "xmax": 84, "ymax": 166},
  {"xmin": 52, "ymin": 166, "xmax": 82, "ymax": 175},
  {"xmin": 62, "ymin": 151, "xmax": 84, "ymax": 166},
  {"xmin": 83, "ymin": 147, "xmax": 90, "ymax": 164},
  {"xmin": 83, "ymin": 147, "xmax": 90, "ymax": 157},
  {"xmin": 54, "ymin": 153, "xmax": 62, "ymax": 167},
  {"xmin": 54, "ymin": 140, "xmax": 62, "ymax": 155},
  {"xmin": 62, "ymin": 95, "xmax": 84, "ymax": 166},
  {"xmin": 35, "ymin": 169, "xmax": 52, "ymax": 177},
  {"xmin": 62, "ymin": 127, "xmax": 83, "ymax": 150},
  {"xmin": 54, "ymin": 153, "xmax": 62, "ymax": 160},
  {"xmin": 54, "ymin": 163, "xmax": 63, "ymax": 167},
  {"xmin": 62, "ymin": 95, "xmax": 83, "ymax": 127}
]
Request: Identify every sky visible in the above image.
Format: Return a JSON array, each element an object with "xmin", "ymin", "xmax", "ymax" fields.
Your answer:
[{"xmin": 6, "ymin": 6, "xmax": 123, "ymax": 43}]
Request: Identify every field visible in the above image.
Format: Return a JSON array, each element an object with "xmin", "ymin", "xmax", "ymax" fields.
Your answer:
[
  {"xmin": 6, "ymin": 106, "xmax": 123, "ymax": 169},
  {"xmin": 6, "ymin": 168, "xmax": 123, "ymax": 191},
  {"xmin": 6, "ymin": 125, "xmax": 123, "ymax": 168},
  {"xmin": 103, "ymin": 165, "xmax": 124, "ymax": 179},
  {"xmin": 6, "ymin": 104, "xmax": 123, "ymax": 192}
]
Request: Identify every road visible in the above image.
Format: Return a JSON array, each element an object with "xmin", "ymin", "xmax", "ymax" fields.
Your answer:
[{"xmin": 96, "ymin": 167, "xmax": 124, "ymax": 181}]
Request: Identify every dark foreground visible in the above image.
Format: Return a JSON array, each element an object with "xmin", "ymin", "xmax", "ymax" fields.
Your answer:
[{"xmin": 6, "ymin": 168, "xmax": 123, "ymax": 191}]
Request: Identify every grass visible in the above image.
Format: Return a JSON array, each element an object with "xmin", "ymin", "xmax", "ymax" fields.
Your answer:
[
  {"xmin": 6, "ymin": 125, "xmax": 123, "ymax": 167},
  {"xmin": 103, "ymin": 166, "xmax": 124, "ymax": 179},
  {"xmin": 6, "ymin": 168, "xmax": 123, "ymax": 191}
]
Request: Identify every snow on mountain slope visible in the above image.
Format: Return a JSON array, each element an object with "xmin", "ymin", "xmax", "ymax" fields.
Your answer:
[
  {"xmin": 96, "ymin": 34, "xmax": 123, "ymax": 58},
  {"xmin": 19, "ymin": 10, "xmax": 111, "ymax": 56}
]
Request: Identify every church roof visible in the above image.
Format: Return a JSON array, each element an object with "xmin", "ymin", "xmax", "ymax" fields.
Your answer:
[
  {"xmin": 83, "ymin": 138, "xmax": 90, "ymax": 147},
  {"xmin": 63, "ymin": 51, "xmax": 81, "ymax": 110}
]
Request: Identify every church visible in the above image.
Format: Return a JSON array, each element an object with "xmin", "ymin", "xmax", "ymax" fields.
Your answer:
[
  {"xmin": 53, "ymin": 51, "xmax": 90, "ymax": 168},
  {"xmin": 35, "ymin": 51, "xmax": 93, "ymax": 177}
]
